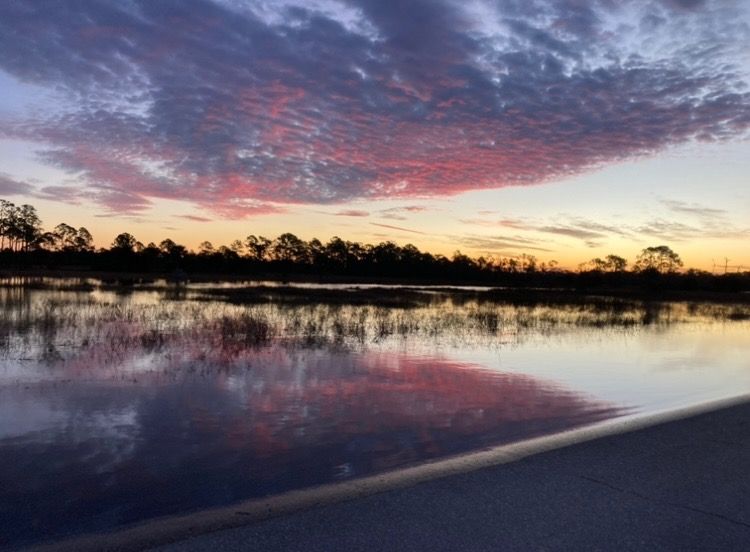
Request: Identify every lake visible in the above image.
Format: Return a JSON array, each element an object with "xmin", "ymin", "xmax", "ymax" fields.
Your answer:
[{"xmin": 1, "ymin": 278, "xmax": 749, "ymax": 548}]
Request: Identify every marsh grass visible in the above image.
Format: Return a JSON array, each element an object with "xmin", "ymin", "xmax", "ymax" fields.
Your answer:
[
  {"xmin": 215, "ymin": 312, "xmax": 272, "ymax": 346},
  {"xmin": 0, "ymin": 281, "xmax": 749, "ymax": 369}
]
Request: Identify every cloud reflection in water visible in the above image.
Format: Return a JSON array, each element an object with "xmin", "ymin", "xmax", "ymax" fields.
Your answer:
[{"xmin": 0, "ymin": 342, "xmax": 622, "ymax": 546}]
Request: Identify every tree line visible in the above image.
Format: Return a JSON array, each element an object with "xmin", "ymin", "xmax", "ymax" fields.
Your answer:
[
  {"xmin": 1, "ymin": 198, "xmax": 747, "ymax": 291},
  {"xmin": 1, "ymin": 200, "xmax": 93, "ymax": 253}
]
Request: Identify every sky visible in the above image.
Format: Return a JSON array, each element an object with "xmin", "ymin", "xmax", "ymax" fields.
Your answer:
[{"xmin": 0, "ymin": 0, "xmax": 749, "ymax": 270}]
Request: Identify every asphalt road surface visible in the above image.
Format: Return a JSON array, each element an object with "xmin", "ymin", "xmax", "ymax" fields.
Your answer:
[{"xmin": 149, "ymin": 401, "xmax": 750, "ymax": 552}]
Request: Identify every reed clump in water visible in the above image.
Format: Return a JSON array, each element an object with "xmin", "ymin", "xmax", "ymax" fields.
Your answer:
[{"xmin": 214, "ymin": 312, "xmax": 273, "ymax": 347}]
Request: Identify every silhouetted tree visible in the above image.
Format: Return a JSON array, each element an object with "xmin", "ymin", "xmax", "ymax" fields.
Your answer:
[
  {"xmin": 372, "ymin": 242, "xmax": 402, "ymax": 267},
  {"xmin": 270, "ymin": 233, "xmax": 308, "ymax": 264},
  {"xmin": 540, "ymin": 259, "xmax": 560, "ymax": 272},
  {"xmin": 159, "ymin": 238, "xmax": 187, "ymax": 259},
  {"xmin": 245, "ymin": 235, "xmax": 271, "ymax": 261},
  {"xmin": 54, "ymin": 223, "xmax": 78, "ymax": 251},
  {"xmin": 14, "ymin": 204, "xmax": 42, "ymax": 252},
  {"xmin": 76, "ymin": 228, "xmax": 94, "ymax": 252},
  {"xmin": 2, "ymin": 199, "xmax": 747, "ymax": 293},
  {"xmin": 198, "ymin": 241, "xmax": 215, "ymax": 256},
  {"xmin": 112, "ymin": 233, "xmax": 138, "ymax": 252},
  {"xmin": 634, "ymin": 245, "xmax": 683, "ymax": 273},
  {"xmin": 307, "ymin": 238, "xmax": 327, "ymax": 268},
  {"xmin": 229, "ymin": 240, "xmax": 245, "ymax": 255},
  {"xmin": 520, "ymin": 253, "xmax": 537, "ymax": 273},
  {"xmin": 0, "ymin": 199, "xmax": 14, "ymax": 250},
  {"xmin": 452, "ymin": 250, "xmax": 477, "ymax": 273},
  {"xmin": 581, "ymin": 254, "xmax": 628, "ymax": 273},
  {"xmin": 140, "ymin": 242, "xmax": 161, "ymax": 264},
  {"xmin": 51, "ymin": 223, "xmax": 93, "ymax": 252},
  {"xmin": 322, "ymin": 237, "xmax": 346, "ymax": 268},
  {"xmin": 35, "ymin": 231, "xmax": 59, "ymax": 251},
  {"xmin": 583, "ymin": 258, "xmax": 608, "ymax": 272},
  {"xmin": 605, "ymin": 254, "xmax": 627, "ymax": 272}
]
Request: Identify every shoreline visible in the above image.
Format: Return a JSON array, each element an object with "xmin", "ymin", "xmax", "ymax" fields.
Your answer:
[
  {"xmin": 2, "ymin": 270, "xmax": 750, "ymax": 306},
  {"xmin": 23, "ymin": 392, "xmax": 750, "ymax": 552}
]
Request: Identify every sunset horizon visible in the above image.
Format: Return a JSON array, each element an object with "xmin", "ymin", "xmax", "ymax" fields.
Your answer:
[
  {"xmin": 1, "ymin": 0, "xmax": 748, "ymax": 272},
  {"xmin": 3, "ymin": 3, "xmax": 750, "ymax": 550}
]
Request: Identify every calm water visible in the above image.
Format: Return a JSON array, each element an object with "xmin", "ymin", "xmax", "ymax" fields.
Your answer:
[{"xmin": 1, "ymin": 280, "xmax": 749, "ymax": 548}]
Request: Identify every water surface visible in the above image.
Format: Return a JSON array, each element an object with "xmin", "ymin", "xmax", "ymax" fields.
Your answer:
[{"xmin": 1, "ymin": 280, "xmax": 749, "ymax": 548}]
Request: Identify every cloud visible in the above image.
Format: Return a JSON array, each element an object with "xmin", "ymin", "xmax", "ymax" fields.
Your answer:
[
  {"xmin": 0, "ymin": 0, "xmax": 748, "ymax": 216},
  {"xmin": 537, "ymin": 226, "xmax": 606, "ymax": 240},
  {"xmin": 462, "ymin": 215, "xmax": 629, "ymax": 241},
  {"xmin": 634, "ymin": 200, "xmax": 746, "ymax": 241},
  {"xmin": 460, "ymin": 217, "xmax": 535, "ymax": 230},
  {"xmin": 176, "ymin": 214, "xmax": 212, "ymax": 222},
  {"xmin": 461, "ymin": 205, "xmax": 748, "ymax": 251},
  {"xmin": 380, "ymin": 205, "xmax": 427, "ymax": 220},
  {"xmin": 457, "ymin": 235, "xmax": 552, "ymax": 253},
  {"xmin": 565, "ymin": 219, "xmax": 629, "ymax": 237},
  {"xmin": 380, "ymin": 213, "xmax": 406, "ymax": 221},
  {"xmin": 0, "ymin": 174, "xmax": 33, "ymax": 196},
  {"xmin": 371, "ymin": 222, "xmax": 426, "ymax": 235},
  {"xmin": 664, "ymin": 0, "xmax": 707, "ymax": 10},
  {"xmin": 636, "ymin": 218, "xmax": 749, "ymax": 242},
  {"xmin": 636, "ymin": 219, "xmax": 696, "ymax": 239},
  {"xmin": 533, "ymin": 218, "xmax": 630, "ymax": 241},
  {"xmin": 32, "ymin": 184, "xmax": 89, "ymax": 205},
  {"xmin": 335, "ymin": 209, "xmax": 369, "ymax": 217},
  {"xmin": 498, "ymin": 218, "xmax": 534, "ymax": 231},
  {"xmin": 660, "ymin": 199, "xmax": 728, "ymax": 218},
  {"xmin": 543, "ymin": 213, "xmax": 749, "ymax": 244}
]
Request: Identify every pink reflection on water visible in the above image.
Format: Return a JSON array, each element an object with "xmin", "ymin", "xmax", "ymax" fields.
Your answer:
[
  {"xmin": 11, "ymin": 332, "xmax": 624, "ymax": 470},
  {"xmin": 212, "ymin": 351, "xmax": 623, "ymax": 467},
  {"xmin": 1, "ymin": 325, "xmax": 626, "ymax": 546}
]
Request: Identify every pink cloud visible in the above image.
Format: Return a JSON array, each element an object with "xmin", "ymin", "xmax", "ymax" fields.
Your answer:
[{"xmin": 0, "ymin": 1, "xmax": 747, "ymax": 217}]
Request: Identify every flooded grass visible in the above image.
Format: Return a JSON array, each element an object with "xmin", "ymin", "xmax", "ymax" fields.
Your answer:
[{"xmin": 1, "ymin": 280, "xmax": 749, "ymax": 366}]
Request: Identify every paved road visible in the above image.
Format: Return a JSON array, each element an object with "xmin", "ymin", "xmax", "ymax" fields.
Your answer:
[{"xmin": 150, "ymin": 401, "xmax": 750, "ymax": 552}]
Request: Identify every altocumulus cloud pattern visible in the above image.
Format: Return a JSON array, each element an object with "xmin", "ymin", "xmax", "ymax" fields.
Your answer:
[{"xmin": 1, "ymin": 0, "xmax": 749, "ymax": 216}]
